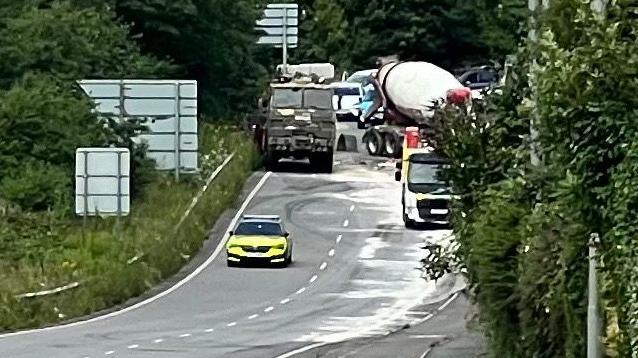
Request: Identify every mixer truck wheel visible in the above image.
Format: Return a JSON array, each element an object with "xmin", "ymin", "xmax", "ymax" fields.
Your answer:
[
  {"xmin": 364, "ymin": 130, "xmax": 383, "ymax": 156},
  {"xmin": 383, "ymin": 133, "xmax": 401, "ymax": 159}
]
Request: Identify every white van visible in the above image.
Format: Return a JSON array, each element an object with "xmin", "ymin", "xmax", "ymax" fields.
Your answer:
[{"xmin": 331, "ymin": 82, "xmax": 364, "ymax": 122}]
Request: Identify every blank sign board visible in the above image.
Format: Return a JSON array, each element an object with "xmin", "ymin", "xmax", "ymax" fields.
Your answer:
[
  {"xmin": 78, "ymin": 80, "xmax": 198, "ymax": 172},
  {"xmin": 256, "ymin": 3, "xmax": 299, "ymax": 48},
  {"xmin": 75, "ymin": 148, "xmax": 130, "ymax": 216}
]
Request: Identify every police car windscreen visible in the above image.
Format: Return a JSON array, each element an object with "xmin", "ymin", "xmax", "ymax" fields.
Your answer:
[{"xmin": 235, "ymin": 222, "xmax": 284, "ymax": 236}]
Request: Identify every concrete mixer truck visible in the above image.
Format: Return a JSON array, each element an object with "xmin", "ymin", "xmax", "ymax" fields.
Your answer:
[{"xmin": 359, "ymin": 60, "xmax": 471, "ymax": 158}]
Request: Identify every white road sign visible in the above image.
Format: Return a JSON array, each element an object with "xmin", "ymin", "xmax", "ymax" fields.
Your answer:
[
  {"xmin": 256, "ymin": 3, "xmax": 299, "ymax": 49},
  {"xmin": 75, "ymin": 148, "xmax": 130, "ymax": 217},
  {"xmin": 78, "ymin": 80, "xmax": 198, "ymax": 178}
]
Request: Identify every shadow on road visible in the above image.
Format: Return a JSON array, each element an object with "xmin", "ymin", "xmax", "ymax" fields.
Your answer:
[{"xmin": 270, "ymin": 159, "xmax": 317, "ymax": 174}]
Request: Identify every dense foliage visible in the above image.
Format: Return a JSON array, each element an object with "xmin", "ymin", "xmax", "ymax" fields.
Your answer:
[
  {"xmin": 431, "ymin": 1, "xmax": 638, "ymax": 356},
  {"xmin": 295, "ymin": 0, "xmax": 528, "ymax": 71}
]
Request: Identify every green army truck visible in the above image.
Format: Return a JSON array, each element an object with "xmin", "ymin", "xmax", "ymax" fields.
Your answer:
[{"xmin": 256, "ymin": 76, "xmax": 336, "ymax": 173}]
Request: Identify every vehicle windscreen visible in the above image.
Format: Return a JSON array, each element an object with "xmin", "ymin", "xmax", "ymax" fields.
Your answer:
[
  {"xmin": 234, "ymin": 222, "xmax": 283, "ymax": 236},
  {"xmin": 272, "ymin": 89, "xmax": 302, "ymax": 108},
  {"xmin": 407, "ymin": 162, "xmax": 450, "ymax": 194},
  {"xmin": 408, "ymin": 162, "xmax": 445, "ymax": 185},
  {"xmin": 304, "ymin": 89, "xmax": 333, "ymax": 109},
  {"xmin": 362, "ymin": 88, "xmax": 376, "ymax": 101},
  {"xmin": 335, "ymin": 87, "xmax": 360, "ymax": 96}
]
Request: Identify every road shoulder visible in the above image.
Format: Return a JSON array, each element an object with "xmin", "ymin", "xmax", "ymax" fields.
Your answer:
[{"xmin": 290, "ymin": 290, "xmax": 486, "ymax": 358}]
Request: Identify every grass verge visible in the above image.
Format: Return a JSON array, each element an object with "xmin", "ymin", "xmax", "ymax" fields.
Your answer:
[{"xmin": 0, "ymin": 123, "xmax": 259, "ymax": 331}]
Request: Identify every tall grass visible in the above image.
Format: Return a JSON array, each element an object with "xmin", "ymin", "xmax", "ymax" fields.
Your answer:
[{"xmin": 0, "ymin": 124, "xmax": 258, "ymax": 331}]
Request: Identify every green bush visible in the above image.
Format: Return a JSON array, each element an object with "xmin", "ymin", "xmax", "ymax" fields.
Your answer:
[
  {"xmin": 0, "ymin": 73, "xmax": 155, "ymax": 211},
  {"xmin": 0, "ymin": 162, "xmax": 69, "ymax": 211},
  {"xmin": 431, "ymin": 1, "xmax": 638, "ymax": 356}
]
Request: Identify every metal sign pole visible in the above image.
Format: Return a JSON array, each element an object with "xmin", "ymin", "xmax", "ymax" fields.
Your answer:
[
  {"xmin": 82, "ymin": 151, "xmax": 88, "ymax": 242},
  {"xmin": 282, "ymin": 7, "xmax": 288, "ymax": 75},
  {"xmin": 116, "ymin": 151, "xmax": 122, "ymax": 237},
  {"xmin": 174, "ymin": 83, "xmax": 181, "ymax": 181},
  {"xmin": 588, "ymin": 233, "xmax": 602, "ymax": 358}
]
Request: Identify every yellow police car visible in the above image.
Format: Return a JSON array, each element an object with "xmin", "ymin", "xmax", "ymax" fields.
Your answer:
[{"xmin": 226, "ymin": 215, "xmax": 293, "ymax": 267}]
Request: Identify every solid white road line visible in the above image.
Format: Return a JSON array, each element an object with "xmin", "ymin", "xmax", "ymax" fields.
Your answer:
[
  {"xmin": 419, "ymin": 348, "xmax": 433, "ymax": 358},
  {"xmin": 0, "ymin": 172, "xmax": 272, "ymax": 339},
  {"xmin": 438, "ymin": 292, "xmax": 459, "ymax": 311},
  {"xmin": 274, "ymin": 342, "xmax": 329, "ymax": 358}
]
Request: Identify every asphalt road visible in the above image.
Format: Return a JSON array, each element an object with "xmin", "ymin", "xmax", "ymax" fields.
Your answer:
[{"xmin": 0, "ymin": 123, "xmax": 478, "ymax": 358}]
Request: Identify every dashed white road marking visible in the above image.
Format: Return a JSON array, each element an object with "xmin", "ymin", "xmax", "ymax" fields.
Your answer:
[
  {"xmin": 205, "ymin": 328, "xmax": 214, "ymax": 333},
  {"xmin": 342, "ymin": 219, "xmax": 350, "ymax": 227},
  {"xmin": 296, "ymin": 287, "xmax": 307, "ymax": 295},
  {"xmin": 264, "ymin": 306, "xmax": 274, "ymax": 313},
  {"xmin": 127, "ymin": 344, "xmax": 139, "ymax": 349},
  {"xmin": 153, "ymin": 338, "xmax": 164, "ymax": 344},
  {"xmin": 320, "ymin": 262, "xmax": 328, "ymax": 270},
  {"xmin": 104, "ymin": 351, "xmax": 115, "ymax": 356},
  {"xmin": 179, "ymin": 333, "xmax": 191, "ymax": 338},
  {"xmin": 309, "ymin": 275, "xmax": 318, "ymax": 283},
  {"xmin": 280, "ymin": 298, "xmax": 291, "ymax": 305},
  {"xmin": 349, "ymin": 205, "xmax": 355, "ymax": 212},
  {"xmin": 336, "ymin": 235, "xmax": 343, "ymax": 244},
  {"xmin": 328, "ymin": 249, "xmax": 335, "ymax": 257},
  {"xmin": 227, "ymin": 322, "xmax": 237, "ymax": 327},
  {"xmin": 248, "ymin": 314, "xmax": 259, "ymax": 320},
  {"xmin": 410, "ymin": 334, "xmax": 446, "ymax": 339}
]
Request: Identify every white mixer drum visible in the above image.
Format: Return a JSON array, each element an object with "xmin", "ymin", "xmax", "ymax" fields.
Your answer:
[{"xmin": 378, "ymin": 62, "xmax": 463, "ymax": 122}]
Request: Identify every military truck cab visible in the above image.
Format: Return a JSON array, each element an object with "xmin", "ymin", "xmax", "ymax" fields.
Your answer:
[
  {"xmin": 263, "ymin": 77, "xmax": 336, "ymax": 173},
  {"xmin": 395, "ymin": 127, "xmax": 453, "ymax": 228}
]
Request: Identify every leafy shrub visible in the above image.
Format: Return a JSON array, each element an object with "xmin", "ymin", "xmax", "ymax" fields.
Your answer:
[
  {"xmin": 431, "ymin": 1, "xmax": 638, "ymax": 356},
  {"xmin": 0, "ymin": 162, "xmax": 69, "ymax": 211}
]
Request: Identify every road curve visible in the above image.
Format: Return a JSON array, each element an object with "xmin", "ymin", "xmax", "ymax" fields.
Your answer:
[{"xmin": 1, "ymin": 145, "xmax": 458, "ymax": 358}]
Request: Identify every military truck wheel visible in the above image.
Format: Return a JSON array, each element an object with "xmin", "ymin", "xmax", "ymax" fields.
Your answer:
[
  {"xmin": 264, "ymin": 150, "xmax": 278, "ymax": 171},
  {"xmin": 310, "ymin": 152, "xmax": 333, "ymax": 174},
  {"xmin": 321, "ymin": 152, "xmax": 334, "ymax": 173},
  {"xmin": 364, "ymin": 130, "xmax": 383, "ymax": 156}
]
